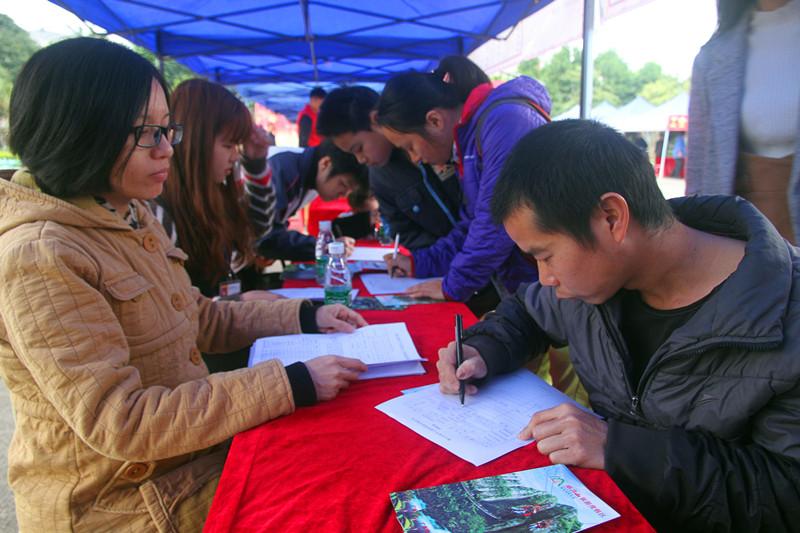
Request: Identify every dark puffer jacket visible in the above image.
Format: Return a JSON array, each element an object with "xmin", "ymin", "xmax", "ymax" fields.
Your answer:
[
  {"xmin": 370, "ymin": 149, "xmax": 461, "ymax": 251},
  {"xmin": 463, "ymin": 195, "xmax": 800, "ymax": 532}
]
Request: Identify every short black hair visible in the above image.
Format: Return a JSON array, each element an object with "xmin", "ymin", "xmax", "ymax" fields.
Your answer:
[
  {"xmin": 317, "ymin": 86, "xmax": 379, "ymax": 137},
  {"xmin": 492, "ymin": 119, "xmax": 674, "ymax": 245},
  {"xmin": 310, "ymin": 87, "xmax": 327, "ymax": 100},
  {"xmin": 314, "ymin": 139, "xmax": 365, "ymax": 183},
  {"xmin": 9, "ymin": 37, "xmax": 167, "ymax": 198}
]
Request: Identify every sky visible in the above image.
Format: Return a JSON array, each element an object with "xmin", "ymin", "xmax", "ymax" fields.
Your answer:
[
  {"xmin": 0, "ymin": 0, "xmax": 718, "ymax": 79},
  {"xmin": 470, "ymin": 0, "xmax": 718, "ymax": 79}
]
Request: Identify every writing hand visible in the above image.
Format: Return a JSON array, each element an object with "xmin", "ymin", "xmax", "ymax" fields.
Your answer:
[
  {"xmin": 384, "ymin": 253, "xmax": 412, "ymax": 278},
  {"xmin": 436, "ymin": 340, "xmax": 486, "ymax": 395},
  {"xmin": 336, "ymin": 236, "xmax": 355, "ymax": 257}
]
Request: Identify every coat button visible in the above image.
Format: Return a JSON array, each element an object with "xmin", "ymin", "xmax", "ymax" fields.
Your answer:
[
  {"xmin": 123, "ymin": 462, "xmax": 150, "ymax": 481},
  {"xmin": 412, "ymin": 205, "xmax": 420, "ymax": 214},
  {"xmin": 142, "ymin": 233, "xmax": 159, "ymax": 253},
  {"xmin": 171, "ymin": 293, "xmax": 185, "ymax": 311},
  {"xmin": 189, "ymin": 347, "xmax": 202, "ymax": 365}
]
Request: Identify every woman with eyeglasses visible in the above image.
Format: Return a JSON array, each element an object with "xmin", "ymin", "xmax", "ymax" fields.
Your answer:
[{"xmin": 0, "ymin": 37, "xmax": 367, "ymax": 532}]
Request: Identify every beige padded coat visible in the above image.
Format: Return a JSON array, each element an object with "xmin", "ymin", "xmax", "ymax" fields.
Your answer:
[{"xmin": 0, "ymin": 171, "xmax": 306, "ymax": 532}]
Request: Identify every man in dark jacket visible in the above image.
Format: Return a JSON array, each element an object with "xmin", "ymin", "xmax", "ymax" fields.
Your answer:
[
  {"xmin": 317, "ymin": 86, "xmax": 461, "ymax": 251},
  {"xmin": 242, "ymin": 140, "xmax": 365, "ymax": 261},
  {"xmin": 437, "ymin": 120, "xmax": 800, "ymax": 531}
]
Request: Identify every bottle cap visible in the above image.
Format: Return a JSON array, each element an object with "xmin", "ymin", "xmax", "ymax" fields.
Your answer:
[
  {"xmin": 328, "ymin": 241, "xmax": 345, "ymax": 255},
  {"xmin": 319, "ymin": 220, "xmax": 332, "ymax": 231}
]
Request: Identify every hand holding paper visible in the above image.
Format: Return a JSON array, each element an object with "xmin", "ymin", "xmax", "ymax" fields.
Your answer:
[
  {"xmin": 437, "ymin": 340, "xmax": 486, "ymax": 396},
  {"xmin": 406, "ymin": 278, "xmax": 444, "ymax": 300},
  {"xmin": 305, "ymin": 355, "xmax": 368, "ymax": 401},
  {"xmin": 520, "ymin": 403, "xmax": 608, "ymax": 470},
  {"xmin": 316, "ymin": 304, "xmax": 368, "ymax": 333}
]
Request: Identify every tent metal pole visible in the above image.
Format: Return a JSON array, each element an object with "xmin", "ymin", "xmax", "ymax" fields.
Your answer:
[
  {"xmin": 300, "ymin": 0, "xmax": 319, "ymax": 82},
  {"xmin": 579, "ymin": 0, "xmax": 596, "ymax": 119},
  {"xmin": 155, "ymin": 30, "xmax": 165, "ymax": 77}
]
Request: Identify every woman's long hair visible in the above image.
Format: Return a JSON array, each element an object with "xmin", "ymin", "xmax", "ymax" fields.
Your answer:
[
  {"xmin": 163, "ymin": 79, "xmax": 255, "ymax": 287},
  {"xmin": 376, "ymin": 55, "xmax": 490, "ymax": 134}
]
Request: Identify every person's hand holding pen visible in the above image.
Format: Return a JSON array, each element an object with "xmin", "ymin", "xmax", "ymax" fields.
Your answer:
[
  {"xmin": 389, "ymin": 233, "xmax": 400, "ymax": 278},
  {"xmin": 383, "ymin": 240, "xmax": 413, "ymax": 278},
  {"xmin": 436, "ymin": 339, "xmax": 487, "ymax": 397},
  {"xmin": 455, "ymin": 314, "xmax": 465, "ymax": 404},
  {"xmin": 331, "ymin": 226, "xmax": 355, "ymax": 258}
]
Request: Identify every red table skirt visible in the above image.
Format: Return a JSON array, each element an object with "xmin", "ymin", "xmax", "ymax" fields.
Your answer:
[
  {"xmin": 306, "ymin": 196, "xmax": 352, "ymax": 237},
  {"xmin": 204, "ymin": 279, "xmax": 654, "ymax": 532}
]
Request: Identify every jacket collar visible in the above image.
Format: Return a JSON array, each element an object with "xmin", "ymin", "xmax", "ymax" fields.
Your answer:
[
  {"xmin": 609, "ymin": 195, "xmax": 791, "ymax": 355},
  {"xmin": 458, "ymin": 82, "xmax": 494, "ymax": 126},
  {"xmin": 2, "ymin": 169, "xmax": 134, "ymax": 233}
]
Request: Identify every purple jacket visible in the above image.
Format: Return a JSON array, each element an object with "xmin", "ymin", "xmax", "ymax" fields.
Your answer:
[{"xmin": 413, "ymin": 77, "xmax": 551, "ymax": 301}]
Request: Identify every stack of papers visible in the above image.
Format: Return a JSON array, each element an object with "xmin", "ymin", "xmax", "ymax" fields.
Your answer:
[
  {"xmin": 347, "ymin": 260, "xmax": 387, "ymax": 273},
  {"xmin": 361, "ymin": 273, "xmax": 443, "ymax": 295},
  {"xmin": 376, "ymin": 369, "xmax": 593, "ymax": 466},
  {"xmin": 348, "ymin": 246, "xmax": 394, "ymax": 262},
  {"xmin": 249, "ymin": 322, "xmax": 426, "ymax": 380}
]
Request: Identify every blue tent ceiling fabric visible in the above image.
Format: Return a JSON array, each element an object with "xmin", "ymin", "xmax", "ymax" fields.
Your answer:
[{"xmin": 52, "ymin": 0, "xmax": 553, "ymax": 113}]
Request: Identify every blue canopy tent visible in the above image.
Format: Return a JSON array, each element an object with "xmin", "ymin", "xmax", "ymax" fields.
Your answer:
[{"xmin": 52, "ymin": 0, "xmax": 557, "ymax": 115}]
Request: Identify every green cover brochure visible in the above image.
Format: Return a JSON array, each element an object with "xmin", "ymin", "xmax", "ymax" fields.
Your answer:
[{"xmin": 390, "ymin": 464, "xmax": 619, "ymax": 532}]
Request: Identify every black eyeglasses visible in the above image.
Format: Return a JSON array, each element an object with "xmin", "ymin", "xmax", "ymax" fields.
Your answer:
[{"xmin": 131, "ymin": 123, "xmax": 184, "ymax": 148}]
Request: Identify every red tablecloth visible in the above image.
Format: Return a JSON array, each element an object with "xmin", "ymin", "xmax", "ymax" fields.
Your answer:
[
  {"xmin": 306, "ymin": 196, "xmax": 352, "ymax": 237},
  {"xmin": 204, "ymin": 277, "xmax": 654, "ymax": 532}
]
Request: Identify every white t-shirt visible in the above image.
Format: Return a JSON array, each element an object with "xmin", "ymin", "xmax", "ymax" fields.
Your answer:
[{"xmin": 740, "ymin": 0, "xmax": 800, "ymax": 158}]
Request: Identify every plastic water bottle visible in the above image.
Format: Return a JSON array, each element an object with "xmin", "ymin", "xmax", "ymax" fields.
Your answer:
[
  {"xmin": 324, "ymin": 241, "xmax": 352, "ymax": 306},
  {"xmin": 315, "ymin": 220, "xmax": 335, "ymax": 285}
]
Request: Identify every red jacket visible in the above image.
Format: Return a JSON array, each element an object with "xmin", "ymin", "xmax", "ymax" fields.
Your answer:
[{"xmin": 296, "ymin": 104, "xmax": 321, "ymax": 147}]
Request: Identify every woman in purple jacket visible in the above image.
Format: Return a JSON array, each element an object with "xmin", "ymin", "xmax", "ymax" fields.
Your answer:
[{"xmin": 377, "ymin": 56, "xmax": 551, "ymax": 308}]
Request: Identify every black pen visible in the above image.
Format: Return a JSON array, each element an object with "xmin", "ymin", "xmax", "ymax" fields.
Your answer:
[{"xmin": 455, "ymin": 314, "xmax": 465, "ymax": 405}]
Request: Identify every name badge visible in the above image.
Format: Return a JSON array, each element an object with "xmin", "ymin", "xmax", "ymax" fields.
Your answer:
[{"xmin": 219, "ymin": 280, "xmax": 242, "ymax": 297}]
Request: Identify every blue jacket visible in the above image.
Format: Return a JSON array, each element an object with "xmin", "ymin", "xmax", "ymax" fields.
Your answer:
[{"xmin": 412, "ymin": 77, "xmax": 551, "ymax": 301}]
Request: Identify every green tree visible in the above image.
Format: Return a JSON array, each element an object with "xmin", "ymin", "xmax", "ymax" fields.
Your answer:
[
  {"xmin": 636, "ymin": 61, "xmax": 663, "ymax": 88},
  {"xmin": 518, "ymin": 47, "xmax": 689, "ymax": 116},
  {"xmin": 0, "ymin": 15, "xmax": 40, "ymax": 148},
  {"xmin": 135, "ymin": 46, "xmax": 198, "ymax": 90},
  {"xmin": 522, "ymin": 47, "xmax": 583, "ymax": 116},
  {"xmin": 594, "ymin": 50, "xmax": 634, "ymax": 106},
  {"xmin": 640, "ymin": 77, "xmax": 689, "ymax": 105},
  {"xmin": 0, "ymin": 14, "xmax": 39, "ymax": 80}
]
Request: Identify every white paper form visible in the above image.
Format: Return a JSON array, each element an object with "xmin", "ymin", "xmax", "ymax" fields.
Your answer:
[
  {"xmin": 348, "ymin": 246, "xmax": 394, "ymax": 262},
  {"xmin": 375, "ymin": 369, "xmax": 590, "ymax": 466},
  {"xmin": 361, "ymin": 360, "xmax": 426, "ymax": 380},
  {"xmin": 249, "ymin": 323, "xmax": 423, "ymax": 377},
  {"xmin": 270, "ymin": 288, "xmax": 359, "ymax": 300},
  {"xmin": 360, "ymin": 273, "xmax": 444, "ymax": 295}
]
